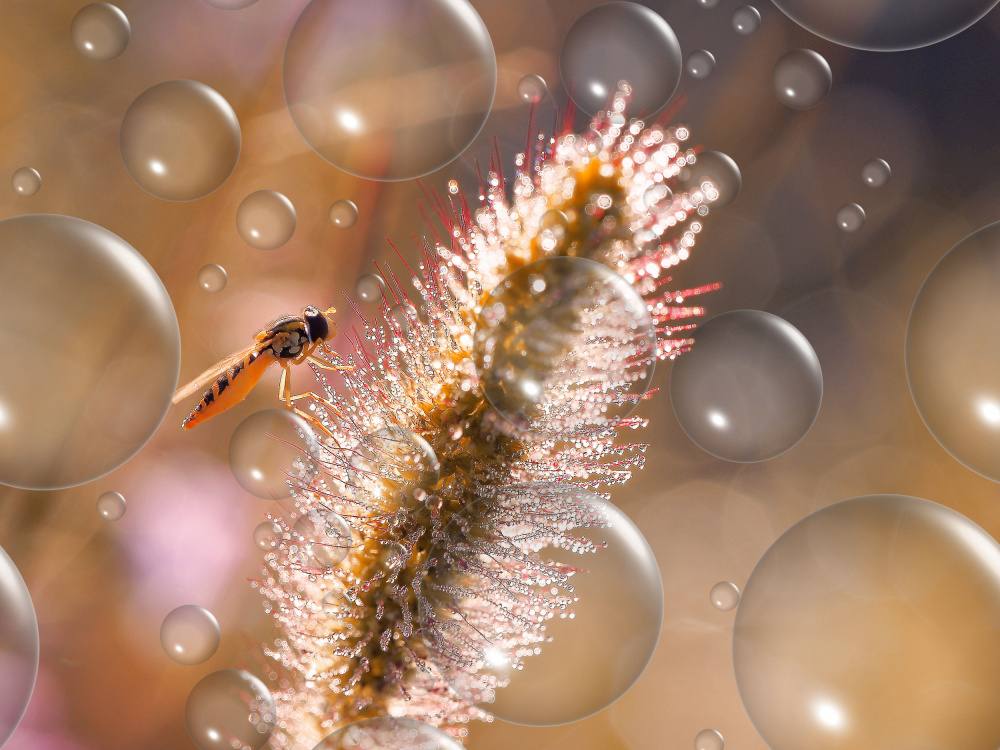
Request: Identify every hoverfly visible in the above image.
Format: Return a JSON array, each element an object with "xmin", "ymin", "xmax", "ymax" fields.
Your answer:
[{"xmin": 173, "ymin": 305, "xmax": 345, "ymax": 429}]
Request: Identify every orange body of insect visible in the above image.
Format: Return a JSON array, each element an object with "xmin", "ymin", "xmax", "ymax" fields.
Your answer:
[{"xmin": 173, "ymin": 306, "xmax": 340, "ymax": 429}]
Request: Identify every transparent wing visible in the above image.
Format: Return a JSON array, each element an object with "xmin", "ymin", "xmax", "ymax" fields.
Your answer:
[{"xmin": 172, "ymin": 343, "xmax": 263, "ymax": 404}]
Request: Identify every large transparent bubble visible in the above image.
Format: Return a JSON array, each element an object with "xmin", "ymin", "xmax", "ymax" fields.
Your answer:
[
  {"xmin": 282, "ymin": 0, "xmax": 496, "ymax": 181},
  {"xmin": 228, "ymin": 409, "xmax": 318, "ymax": 500},
  {"xmin": 770, "ymin": 0, "xmax": 1000, "ymax": 51},
  {"xmin": 474, "ymin": 256, "xmax": 656, "ymax": 433},
  {"xmin": 0, "ymin": 544, "xmax": 37, "ymax": 749},
  {"xmin": 0, "ymin": 215, "xmax": 180, "ymax": 490},
  {"xmin": 560, "ymin": 2, "xmax": 681, "ymax": 117},
  {"xmin": 422, "ymin": 486, "xmax": 663, "ymax": 725},
  {"xmin": 311, "ymin": 717, "xmax": 463, "ymax": 750},
  {"xmin": 734, "ymin": 495, "xmax": 1000, "ymax": 750},
  {"xmin": 906, "ymin": 221, "xmax": 1000, "ymax": 482},
  {"xmin": 669, "ymin": 310, "xmax": 822, "ymax": 463},
  {"xmin": 185, "ymin": 670, "xmax": 275, "ymax": 750}
]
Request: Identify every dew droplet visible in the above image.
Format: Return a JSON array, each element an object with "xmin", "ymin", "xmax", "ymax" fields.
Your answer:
[
  {"xmin": 517, "ymin": 73, "xmax": 548, "ymax": 103},
  {"xmin": 836, "ymin": 203, "xmax": 865, "ymax": 232},
  {"xmin": 678, "ymin": 151, "xmax": 741, "ymax": 209},
  {"xmin": 160, "ymin": 605, "xmax": 221, "ymax": 665},
  {"xmin": 253, "ymin": 521, "xmax": 282, "ymax": 550},
  {"xmin": 447, "ymin": 180, "xmax": 460, "ymax": 194},
  {"xmin": 772, "ymin": 49, "xmax": 832, "ymax": 110},
  {"xmin": 771, "ymin": 0, "xmax": 998, "ymax": 51},
  {"xmin": 695, "ymin": 729, "xmax": 725, "ymax": 750},
  {"xmin": 283, "ymin": 0, "xmax": 496, "ymax": 181},
  {"xmin": 685, "ymin": 50, "xmax": 716, "ymax": 80},
  {"xmin": 119, "ymin": 80, "xmax": 241, "ymax": 201},
  {"xmin": 11, "ymin": 167, "xmax": 41, "ymax": 197},
  {"xmin": 0, "ymin": 215, "xmax": 180, "ymax": 490},
  {"xmin": 71, "ymin": 3, "xmax": 130, "ymax": 62},
  {"xmin": 328, "ymin": 199, "xmax": 358, "ymax": 229},
  {"xmin": 292, "ymin": 509, "xmax": 353, "ymax": 569},
  {"xmin": 710, "ymin": 581, "xmax": 741, "ymax": 611},
  {"xmin": 670, "ymin": 310, "xmax": 822, "ymax": 462},
  {"xmin": 861, "ymin": 157, "xmax": 891, "ymax": 188},
  {"xmin": 197, "ymin": 263, "xmax": 227, "ymax": 293},
  {"xmin": 228, "ymin": 410, "xmax": 317, "ymax": 500},
  {"xmin": 0, "ymin": 544, "xmax": 37, "ymax": 748},
  {"xmin": 185, "ymin": 670, "xmax": 274, "ymax": 750},
  {"xmin": 355, "ymin": 273, "xmax": 386, "ymax": 303},
  {"xmin": 732, "ymin": 5, "xmax": 761, "ymax": 34},
  {"xmin": 312, "ymin": 717, "xmax": 463, "ymax": 750},
  {"xmin": 97, "ymin": 491, "xmax": 126, "ymax": 521},
  {"xmin": 236, "ymin": 190, "xmax": 297, "ymax": 250},
  {"xmin": 561, "ymin": 3, "xmax": 682, "ymax": 116}
]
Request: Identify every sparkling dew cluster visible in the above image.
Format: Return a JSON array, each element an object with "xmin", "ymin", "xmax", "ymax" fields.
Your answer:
[{"xmin": 256, "ymin": 86, "xmax": 719, "ymax": 749}]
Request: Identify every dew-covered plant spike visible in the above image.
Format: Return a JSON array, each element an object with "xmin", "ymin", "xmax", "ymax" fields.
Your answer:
[{"xmin": 256, "ymin": 84, "xmax": 719, "ymax": 748}]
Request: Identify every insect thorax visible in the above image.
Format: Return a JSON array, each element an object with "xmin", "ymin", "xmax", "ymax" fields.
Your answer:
[{"xmin": 267, "ymin": 319, "xmax": 309, "ymax": 359}]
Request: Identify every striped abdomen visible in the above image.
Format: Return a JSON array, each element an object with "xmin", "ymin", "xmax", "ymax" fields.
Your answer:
[{"xmin": 182, "ymin": 349, "xmax": 277, "ymax": 430}]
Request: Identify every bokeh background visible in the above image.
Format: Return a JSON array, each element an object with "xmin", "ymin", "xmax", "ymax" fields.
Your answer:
[{"xmin": 2, "ymin": 0, "xmax": 1000, "ymax": 748}]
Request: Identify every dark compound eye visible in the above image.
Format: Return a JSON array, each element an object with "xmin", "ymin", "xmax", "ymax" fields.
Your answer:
[{"xmin": 303, "ymin": 307, "xmax": 329, "ymax": 342}]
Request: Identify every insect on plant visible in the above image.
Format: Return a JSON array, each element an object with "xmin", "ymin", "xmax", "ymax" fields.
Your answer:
[{"xmin": 172, "ymin": 305, "xmax": 347, "ymax": 430}]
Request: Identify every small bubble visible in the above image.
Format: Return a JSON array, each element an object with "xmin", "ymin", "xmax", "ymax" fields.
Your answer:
[
  {"xmin": 292, "ymin": 509, "xmax": 352, "ymax": 569},
  {"xmin": 732, "ymin": 5, "xmax": 761, "ymax": 34},
  {"xmin": 202, "ymin": 0, "xmax": 260, "ymax": 8},
  {"xmin": 695, "ymin": 729, "xmax": 725, "ymax": 750},
  {"xmin": 710, "ymin": 581, "xmax": 741, "ymax": 611},
  {"xmin": 861, "ymin": 157, "xmax": 891, "ymax": 188},
  {"xmin": 685, "ymin": 50, "xmax": 716, "ymax": 79},
  {"xmin": 185, "ymin": 670, "xmax": 274, "ymax": 750},
  {"xmin": 71, "ymin": 3, "xmax": 130, "ymax": 62},
  {"xmin": 253, "ymin": 521, "xmax": 282, "ymax": 550},
  {"xmin": 355, "ymin": 273, "xmax": 386, "ymax": 303},
  {"xmin": 517, "ymin": 74, "xmax": 547, "ymax": 103},
  {"xmin": 197, "ymin": 263, "xmax": 227, "ymax": 293},
  {"xmin": 836, "ymin": 203, "xmax": 865, "ymax": 232},
  {"xmin": 678, "ymin": 151, "xmax": 742, "ymax": 209},
  {"xmin": 236, "ymin": 190, "xmax": 296, "ymax": 251},
  {"xmin": 328, "ymin": 199, "xmax": 359, "ymax": 229},
  {"xmin": 228, "ymin": 410, "xmax": 317, "ymax": 500},
  {"xmin": 160, "ymin": 605, "xmax": 221, "ymax": 665},
  {"xmin": 97, "ymin": 491, "xmax": 126, "ymax": 521},
  {"xmin": 11, "ymin": 167, "xmax": 41, "ymax": 197},
  {"xmin": 643, "ymin": 183, "xmax": 673, "ymax": 213},
  {"xmin": 772, "ymin": 49, "xmax": 832, "ymax": 110},
  {"xmin": 696, "ymin": 0, "xmax": 721, "ymax": 7}
]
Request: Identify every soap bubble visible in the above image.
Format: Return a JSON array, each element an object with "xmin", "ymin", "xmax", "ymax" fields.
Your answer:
[
  {"xmin": 560, "ymin": 2, "xmax": 682, "ymax": 116},
  {"xmin": 835, "ymin": 202, "xmax": 865, "ymax": 232},
  {"xmin": 228, "ymin": 410, "xmax": 318, "ymax": 500},
  {"xmin": 283, "ymin": 0, "xmax": 496, "ymax": 181},
  {"xmin": 686, "ymin": 50, "xmax": 716, "ymax": 80},
  {"xmin": 422, "ymin": 488, "xmax": 663, "ymax": 725},
  {"xmin": 292, "ymin": 508, "xmax": 353, "ymax": 569},
  {"xmin": 670, "ymin": 310, "xmax": 822, "ymax": 463},
  {"xmin": 253, "ymin": 521, "xmax": 282, "ymax": 550},
  {"xmin": 734, "ymin": 495, "xmax": 1000, "ymax": 750},
  {"xmin": 772, "ymin": 49, "xmax": 832, "ymax": 110},
  {"xmin": 197, "ymin": 263, "xmax": 227, "ymax": 293},
  {"xmin": 770, "ymin": 0, "xmax": 999, "ymax": 51},
  {"xmin": 732, "ymin": 6, "xmax": 761, "ymax": 34},
  {"xmin": 710, "ymin": 581, "xmax": 741, "ymax": 611},
  {"xmin": 694, "ymin": 729, "xmax": 725, "ymax": 750},
  {"xmin": 354, "ymin": 273, "xmax": 385, "ymax": 303},
  {"xmin": 185, "ymin": 670, "xmax": 274, "ymax": 750},
  {"xmin": 642, "ymin": 184, "xmax": 673, "ymax": 213},
  {"xmin": 328, "ymin": 199, "xmax": 358, "ymax": 229},
  {"xmin": 475, "ymin": 257, "xmax": 656, "ymax": 433},
  {"xmin": 311, "ymin": 717, "xmax": 463, "ymax": 750},
  {"xmin": 348, "ymin": 427, "xmax": 441, "ymax": 511},
  {"xmin": 160, "ymin": 605, "xmax": 221, "ymax": 665},
  {"xmin": 120, "ymin": 80, "xmax": 241, "ymax": 201},
  {"xmin": 861, "ymin": 157, "xmax": 891, "ymax": 187},
  {"xmin": 906, "ymin": 221, "xmax": 1000, "ymax": 482},
  {"xmin": 0, "ymin": 545, "xmax": 37, "ymax": 749},
  {"xmin": 71, "ymin": 3, "xmax": 130, "ymax": 62},
  {"xmin": 97, "ymin": 491, "xmax": 126, "ymax": 521},
  {"xmin": 202, "ymin": 0, "xmax": 260, "ymax": 8},
  {"xmin": 678, "ymin": 151, "xmax": 742, "ymax": 209},
  {"xmin": 236, "ymin": 190, "xmax": 296, "ymax": 251},
  {"xmin": 0, "ymin": 215, "xmax": 180, "ymax": 490},
  {"xmin": 517, "ymin": 74, "xmax": 548, "ymax": 103},
  {"xmin": 696, "ymin": 0, "xmax": 721, "ymax": 8},
  {"xmin": 11, "ymin": 167, "xmax": 41, "ymax": 197}
]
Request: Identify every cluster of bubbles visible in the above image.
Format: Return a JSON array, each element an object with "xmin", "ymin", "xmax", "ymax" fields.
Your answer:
[
  {"xmin": 670, "ymin": 310, "xmax": 823, "ymax": 462},
  {"xmin": 835, "ymin": 158, "xmax": 891, "ymax": 232}
]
